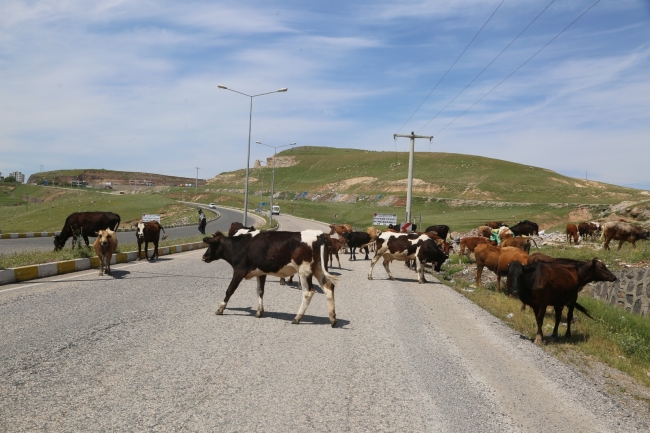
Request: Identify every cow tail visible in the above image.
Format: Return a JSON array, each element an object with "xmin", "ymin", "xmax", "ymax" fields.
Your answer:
[
  {"xmin": 320, "ymin": 239, "xmax": 339, "ymax": 282},
  {"xmin": 115, "ymin": 215, "xmax": 121, "ymax": 231},
  {"xmin": 161, "ymin": 225, "xmax": 168, "ymax": 241},
  {"xmin": 574, "ymin": 302, "xmax": 594, "ymax": 320}
]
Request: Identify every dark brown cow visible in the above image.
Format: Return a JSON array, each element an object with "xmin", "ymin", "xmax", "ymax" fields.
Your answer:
[
  {"xmin": 565, "ymin": 223, "xmax": 579, "ymax": 245},
  {"xmin": 202, "ymin": 230, "xmax": 338, "ymax": 327},
  {"xmin": 602, "ymin": 221, "xmax": 650, "ymax": 250},
  {"xmin": 458, "ymin": 236, "xmax": 496, "ymax": 263},
  {"xmin": 135, "ymin": 221, "xmax": 168, "ymax": 260},
  {"xmin": 577, "ymin": 222, "xmax": 590, "ymax": 241},
  {"xmin": 54, "ymin": 212, "xmax": 121, "ymax": 250},
  {"xmin": 508, "ymin": 259, "xmax": 616, "ymax": 344},
  {"xmin": 510, "ymin": 220, "xmax": 539, "ymax": 236},
  {"xmin": 424, "ymin": 225, "xmax": 450, "ymax": 240},
  {"xmin": 367, "ymin": 232, "xmax": 448, "ymax": 283}
]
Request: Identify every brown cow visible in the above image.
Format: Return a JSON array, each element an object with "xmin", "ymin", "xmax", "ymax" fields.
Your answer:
[
  {"xmin": 477, "ymin": 225, "xmax": 492, "ymax": 238},
  {"xmin": 485, "ymin": 221, "xmax": 506, "ymax": 229},
  {"xmin": 328, "ymin": 224, "xmax": 352, "ymax": 237},
  {"xmin": 93, "ymin": 229, "xmax": 117, "ymax": 276},
  {"xmin": 602, "ymin": 221, "xmax": 650, "ymax": 250},
  {"xmin": 458, "ymin": 236, "xmax": 496, "ymax": 263},
  {"xmin": 135, "ymin": 221, "xmax": 168, "ymax": 260},
  {"xmin": 565, "ymin": 223, "xmax": 579, "ymax": 244},
  {"xmin": 500, "ymin": 236, "xmax": 537, "ymax": 253},
  {"xmin": 508, "ymin": 259, "xmax": 616, "ymax": 344},
  {"xmin": 577, "ymin": 222, "xmax": 590, "ymax": 241},
  {"xmin": 329, "ymin": 236, "xmax": 347, "ymax": 268},
  {"xmin": 474, "ymin": 245, "xmax": 527, "ymax": 292}
]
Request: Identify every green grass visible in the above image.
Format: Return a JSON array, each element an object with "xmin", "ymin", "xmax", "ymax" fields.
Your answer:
[
  {"xmin": 534, "ymin": 241, "xmax": 650, "ymax": 270},
  {"xmin": 0, "ymin": 185, "xmax": 197, "ymax": 233},
  {"xmin": 0, "ymin": 236, "xmax": 206, "ymax": 269}
]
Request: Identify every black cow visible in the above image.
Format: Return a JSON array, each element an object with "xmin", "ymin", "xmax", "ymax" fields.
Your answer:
[
  {"xmin": 135, "ymin": 221, "xmax": 168, "ymax": 260},
  {"xmin": 508, "ymin": 259, "xmax": 616, "ymax": 344},
  {"xmin": 510, "ymin": 220, "xmax": 539, "ymax": 236},
  {"xmin": 202, "ymin": 230, "xmax": 338, "ymax": 327},
  {"xmin": 53, "ymin": 212, "xmax": 121, "ymax": 251},
  {"xmin": 424, "ymin": 225, "xmax": 450, "ymax": 240},
  {"xmin": 342, "ymin": 231, "xmax": 371, "ymax": 260}
]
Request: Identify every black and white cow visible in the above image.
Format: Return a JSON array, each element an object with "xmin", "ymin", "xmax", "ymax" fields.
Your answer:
[
  {"xmin": 368, "ymin": 232, "xmax": 448, "ymax": 284},
  {"xmin": 202, "ymin": 230, "xmax": 338, "ymax": 327}
]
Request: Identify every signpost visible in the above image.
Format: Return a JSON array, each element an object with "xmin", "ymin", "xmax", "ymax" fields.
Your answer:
[{"xmin": 373, "ymin": 213, "xmax": 397, "ymax": 226}]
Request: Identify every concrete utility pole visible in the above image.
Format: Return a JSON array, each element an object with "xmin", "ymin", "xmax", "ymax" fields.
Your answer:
[
  {"xmin": 393, "ymin": 131, "xmax": 433, "ymax": 226},
  {"xmin": 195, "ymin": 167, "xmax": 200, "ymax": 191}
]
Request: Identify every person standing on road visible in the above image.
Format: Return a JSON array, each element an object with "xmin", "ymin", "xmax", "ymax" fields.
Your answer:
[{"xmin": 198, "ymin": 209, "xmax": 207, "ymax": 235}]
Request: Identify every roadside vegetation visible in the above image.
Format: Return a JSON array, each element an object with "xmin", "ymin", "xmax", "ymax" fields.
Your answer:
[{"xmin": 0, "ymin": 236, "xmax": 206, "ymax": 270}]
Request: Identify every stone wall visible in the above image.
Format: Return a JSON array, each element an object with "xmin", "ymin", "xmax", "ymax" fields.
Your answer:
[{"xmin": 589, "ymin": 268, "xmax": 650, "ymax": 315}]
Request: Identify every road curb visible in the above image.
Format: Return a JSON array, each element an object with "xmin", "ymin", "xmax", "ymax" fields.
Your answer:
[
  {"xmin": 0, "ymin": 241, "xmax": 207, "ymax": 286},
  {"xmin": 0, "ymin": 227, "xmax": 140, "ymax": 240}
]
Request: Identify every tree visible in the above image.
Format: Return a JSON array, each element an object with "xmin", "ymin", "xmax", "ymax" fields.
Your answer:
[{"xmin": 4, "ymin": 176, "xmax": 16, "ymax": 183}]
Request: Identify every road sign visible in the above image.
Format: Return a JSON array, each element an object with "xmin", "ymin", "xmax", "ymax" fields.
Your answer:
[
  {"xmin": 259, "ymin": 202, "xmax": 267, "ymax": 206},
  {"xmin": 142, "ymin": 213, "xmax": 161, "ymax": 223},
  {"xmin": 373, "ymin": 213, "xmax": 397, "ymax": 226}
]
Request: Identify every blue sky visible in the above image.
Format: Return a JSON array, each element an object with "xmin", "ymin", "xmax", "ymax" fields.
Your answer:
[{"xmin": 1, "ymin": 0, "xmax": 649, "ymax": 190}]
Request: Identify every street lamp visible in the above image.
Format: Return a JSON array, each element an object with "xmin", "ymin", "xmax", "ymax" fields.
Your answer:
[
  {"xmin": 218, "ymin": 84, "xmax": 288, "ymax": 225},
  {"xmin": 255, "ymin": 141, "xmax": 296, "ymax": 226}
]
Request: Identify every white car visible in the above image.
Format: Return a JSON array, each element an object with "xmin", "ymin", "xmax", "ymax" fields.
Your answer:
[
  {"xmin": 271, "ymin": 205, "xmax": 280, "ymax": 215},
  {"xmin": 208, "ymin": 203, "xmax": 216, "ymax": 209}
]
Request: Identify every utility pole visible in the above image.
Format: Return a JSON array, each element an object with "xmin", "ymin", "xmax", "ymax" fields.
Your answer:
[
  {"xmin": 195, "ymin": 167, "xmax": 200, "ymax": 191},
  {"xmin": 393, "ymin": 132, "xmax": 433, "ymax": 227}
]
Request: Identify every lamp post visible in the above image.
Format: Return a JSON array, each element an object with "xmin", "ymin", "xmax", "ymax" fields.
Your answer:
[
  {"xmin": 218, "ymin": 84, "xmax": 288, "ymax": 225},
  {"xmin": 255, "ymin": 141, "xmax": 296, "ymax": 226}
]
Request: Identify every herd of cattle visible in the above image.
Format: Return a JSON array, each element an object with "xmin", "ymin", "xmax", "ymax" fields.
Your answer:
[{"xmin": 50, "ymin": 211, "xmax": 649, "ymax": 343}]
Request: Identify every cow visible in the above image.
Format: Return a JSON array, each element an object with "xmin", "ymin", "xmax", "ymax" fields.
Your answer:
[
  {"xmin": 601, "ymin": 221, "xmax": 650, "ymax": 250},
  {"xmin": 477, "ymin": 225, "xmax": 493, "ymax": 239},
  {"xmin": 93, "ymin": 229, "xmax": 118, "ymax": 276},
  {"xmin": 364, "ymin": 226, "xmax": 382, "ymax": 252},
  {"xmin": 328, "ymin": 236, "xmax": 348, "ymax": 268},
  {"xmin": 565, "ymin": 223, "xmax": 579, "ymax": 245},
  {"xmin": 500, "ymin": 236, "xmax": 537, "ymax": 254},
  {"xmin": 589, "ymin": 222, "xmax": 601, "ymax": 240},
  {"xmin": 458, "ymin": 236, "xmax": 496, "ymax": 264},
  {"xmin": 328, "ymin": 223, "xmax": 352, "ymax": 237},
  {"xmin": 496, "ymin": 247, "xmax": 529, "ymax": 293},
  {"xmin": 424, "ymin": 225, "xmax": 450, "ymax": 240},
  {"xmin": 342, "ymin": 231, "xmax": 372, "ymax": 260},
  {"xmin": 508, "ymin": 259, "xmax": 616, "ymax": 344},
  {"xmin": 201, "ymin": 230, "xmax": 338, "ymax": 327},
  {"xmin": 577, "ymin": 222, "xmax": 590, "ymax": 241},
  {"xmin": 498, "ymin": 226, "xmax": 514, "ymax": 241},
  {"xmin": 474, "ymin": 244, "xmax": 527, "ymax": 292},
  {"xmin": 509, "ymin": 220, "xmax": 539, "ymax": 237},
  {"xmin": 367, "ymin": 232, "xmax": 448, "ymax": 284},
  {"xmin": 486, "ymin": 221, "xmax": 507, "ymax": 229},
  {"xmin": 54, "ymin": 212, "xmax": 121, "ymax": 251},
  {"xmin": 228, "ymin": 222, "xmax": 256, "ymax": 237},
  {"xmin": 135, "ymin": 221, "xmax": 168, "ymax": 260}
]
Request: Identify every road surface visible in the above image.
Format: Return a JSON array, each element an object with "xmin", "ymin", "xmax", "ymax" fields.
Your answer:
[{"xmin": 0, "ymin": 211, "xmax": 647, "ymax": 432}]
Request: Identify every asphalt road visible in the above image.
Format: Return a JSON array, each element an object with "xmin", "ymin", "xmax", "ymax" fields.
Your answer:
[
  {"xmin": 0, "ymin": 205, "xmax": 265, "ymax": 255},
  {"xmin": 0, "ymin": 212, "xmax": 647, "ymax": 432}
]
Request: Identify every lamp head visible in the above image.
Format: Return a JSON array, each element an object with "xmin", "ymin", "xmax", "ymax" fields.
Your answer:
[
  {"xmin": 278, "ymin": 88, "xmax": 288, "ymax": 92},
  {"xmin": 218, "ymin": 84, "xmax": 227, "ymax": 89}
]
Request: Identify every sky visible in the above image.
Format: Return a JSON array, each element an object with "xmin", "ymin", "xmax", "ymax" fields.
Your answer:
[{"xmin": 1, "ymin": 0, "xmax": 649, "ymax": 190}]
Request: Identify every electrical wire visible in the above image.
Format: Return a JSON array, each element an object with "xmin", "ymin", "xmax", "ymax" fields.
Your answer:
[
  {"xmin": 433, "ymin": 0, "xmax": 602, "ymax": 137},
  {"xmin": 417, "ymin": 0, "xmax": 557, "ymax": 134},
  {"xmin": 395, "ymin": 0, "xmax": 505, "ymax": 135}
]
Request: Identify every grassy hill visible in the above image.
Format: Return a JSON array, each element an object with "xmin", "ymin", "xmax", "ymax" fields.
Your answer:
[{"xmin": 204, "ymin": 147, "xmax": 649, "ymax": 231}]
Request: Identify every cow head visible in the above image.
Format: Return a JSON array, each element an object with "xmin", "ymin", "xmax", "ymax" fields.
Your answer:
[
  {"xmin": 95, "ymin": 229, "xmax": 114, "ymax": 247},
  {"xmin": 135, "ymin": 222, "xmax": 146, "ymax": 239},
  {"xmin": 590, "ymin": 258, "xmax": 617, "ymax": 282},
  {"xmin": 202, "ymin": 232, "xmax": 226, "ymax": 263},
  {"xmin": 53, "ymin": 234, "xmax": 65, "ymax": 251}
]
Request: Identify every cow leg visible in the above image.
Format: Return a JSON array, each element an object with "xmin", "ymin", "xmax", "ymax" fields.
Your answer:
[
  {"xmin": 292, "ymin": 272, "xmax": 315, "ymax": 325},
  {"xmin": 367, "ymin": 253, "xmax": 383, "ymax": 280},
  {"xmin": 106, "ymin": 254, "xmax": 112, "ymax": 275},
  {"xmin": 382, "ymin": 258, "xmax": 395, "ymax": 280},
  {"xmin": 416, "ymin": 258, "xmax": 427, "ymax": 284},
  {"xmin": 255, "ymin": 275, "xmax": 266, "ymax": 318},
  {"xmin": 618, "ymin": 240, "xmax": 624, "ymax": 251},
  {"xmin": 496, "ymin": 275, "xmax": 501, "ymax": 292},
  {"xmin": 217, "ymin": 272, "xmax": 245, "ymax": 315},
  {"xmin": 83, "ymin": 234, "xmax": 90, "ymax": 248},
  {"xmin": 533, "ymin": 305, "xmax": 547, "ymax": 345},
  {"xmin": 363, "ymin": 246, "xmax": 369, "ymax": 260},
  {"xmin": 314, "ymin": 267, "xmax": 337, "ymax": 327},
  {"xmin": 335, "ymin": 250, "xmax": 341, "ymax": 268},
  {"xmin": 476, "ymin": 265, "xmax": 483, "ymax": 288},
  {"xmin": 565, "ymin": 302, "xmax": 576, "ymax": 338},
  {"xmin": 144, "ymin": 241, "xmax": 150, "ymax": 260},
  {"xmin": 552, "ymin": 306, "xmax": 563, "ymax": 338},
  {"xmin": 137, "ymin": 241, "xmax": 143, "ymax": 261},
  {"xmin": 98, "ymin": 255, "xmax": 104, "ymax": 276},
  {"xmin": 153, "ymin": 240, "xmax": 159, "ymax": 260}
]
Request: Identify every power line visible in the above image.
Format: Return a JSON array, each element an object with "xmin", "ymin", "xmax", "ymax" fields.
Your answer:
[
  {"xmin": 433, "ymin": 0, "xmax": 602, "ymax": 137},
  {"xmin": 417, "ymin": 0, "xmax": 556, "ymax": 134},
  {"xmin": 395, "ymin": 1, "xmax": 505, "ymax": 135}
]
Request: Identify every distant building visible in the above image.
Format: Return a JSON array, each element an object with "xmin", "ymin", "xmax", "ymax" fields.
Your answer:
[{"xmin": 9, "ymin": 171, "xmax": 24, "ymax": 183}]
